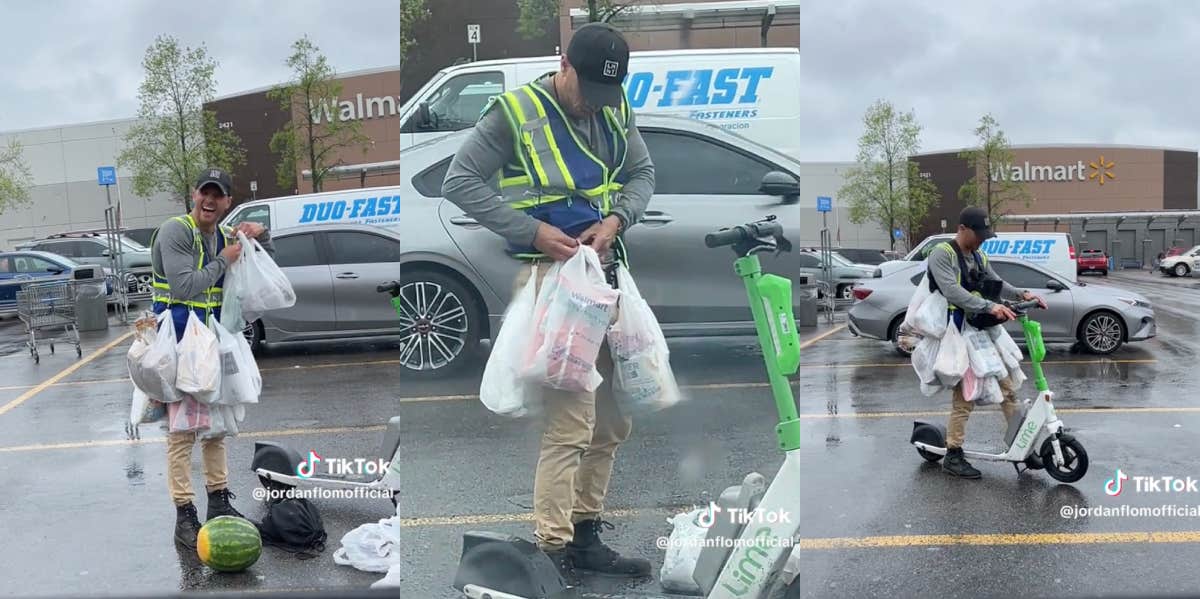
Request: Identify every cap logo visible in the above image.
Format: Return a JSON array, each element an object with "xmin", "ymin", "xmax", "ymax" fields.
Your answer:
[
  {"xmin": 603, "ymin": 60, "xmax": 619, "ymax": 78},
  {"xmin": 983, "ymin": 218, "xmax": 990, "ymax": 227},
  {"xmin": 210, "ymin": 170, "xmax": 221, "ymax": 179}
]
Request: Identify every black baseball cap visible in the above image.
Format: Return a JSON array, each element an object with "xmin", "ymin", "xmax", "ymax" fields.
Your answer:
[
  {"xmin": 959, "ymin": 206, "xmax": 995, "ymax": 240},
  {"xmin": 566, "ymin": 22, "xmax": 629, "ymax": 108},
  {"xmin": 195, "ymin": 167, "xmax": 232, "ymax": 197}
]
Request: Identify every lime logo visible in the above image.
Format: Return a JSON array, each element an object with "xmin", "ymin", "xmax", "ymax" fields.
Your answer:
[
  {"xmin": 1088, "ymin": 155, "xmax": 1115, "ymax": 186},
  {"xmin": 1015, "ymin": 420, "xmax": 1038, "ymax": 450}
]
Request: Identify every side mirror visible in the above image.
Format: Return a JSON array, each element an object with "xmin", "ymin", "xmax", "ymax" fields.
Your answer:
[
  {"xmin": 1047, "ymin": 279, "xmax": 1066, "ymax": 292},
  {"xmin": 46, "ymin": 267, "xmax": 63, "ymax": 275},
  {"xmin": 101, "ymin": 249, "xmax": 111, "ymax": 257},
  {"xmin": 415, "ymin": 102, "xmax": 434, "ymax": 130},
  {"xmin": 759, "ymin": 171, "xmax": 800, "ymax": 204}
]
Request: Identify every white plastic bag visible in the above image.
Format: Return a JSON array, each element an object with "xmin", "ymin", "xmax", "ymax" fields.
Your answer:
[
  {"xmin": 334, "ymin": 505, "xmax": 404, "ymax": 574},
  {"xmin": 129, "ymin": 387, "xmax": 165, "ymax": 427},
  {"xmin": 988, "ymin": 325, "xmax": 1023, "ymax": 371},
  {"xmin": 212, "ymin": 319, "xmax": 261, "ymax": 405},
  {"xmin": 175, "ymin": 311, "xmax": 221, "ymax": 404},
  {"xmin": 126, "ymin": 314, "xmax": 156, "ymax": 396},
  {"xmin": 933, "ymin": 321, "xmax": 968, "ymax": 387},
  {"xmin": 912, "ymin": 291, "xmax": 949, "ymax": 338},
  {"xmin": 920, "ymin": 381, "xmax": 943, "ymax": 397},
  {"xmin": 911, "ymin": 336, "xmax": 940, "ymax": 385},
  {"xmin": 660, "ymin": 507, "xmax": 708, "ymax": 594},
  {"xmin": 964, "ymin": 324, "xmax": 1006, "ymax": 378},
  {"xmin": 167, "ymin": 396, "xmax": 210, "ymax": 432},
  {"xmin": 200, "ymin": 404, "xmax": 243, "ymax": 440},
  {"xmin": 479, "ymin": 264, "xmax": 541, "ymax": 417},
  {"xmin": 609, "ymin": 266, "xmax": 683, "ymax": 414},
  {"xmin": 1006, "ymin": 363, "xmax": 1028, "ymax": 390},
  {"xmin": 231, "ymin": 231, "xmax": 296, "ymax": 322},
  {"xmin": 904, "ymin": 272, "xmax": 933, "ymax": 331},
  {"xmin": 523, "ymin": 246, "xmax": 619, "ymax": 392},
  {"xmin": 220, "ymin": 260, "xmax": 247, "ymax": 335},
  {"xmin": 136, "ymin": 311, "xmax": 182, "ymax": 404}
]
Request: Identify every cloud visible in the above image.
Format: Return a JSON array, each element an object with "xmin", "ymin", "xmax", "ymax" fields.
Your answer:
[
  {"xmin": 0, "ymin": 0, "xmax": 399, "ymax": 132},
  {"xmin": 799, "ymin": 0, "xmax": 1200, "ymax": 161}
]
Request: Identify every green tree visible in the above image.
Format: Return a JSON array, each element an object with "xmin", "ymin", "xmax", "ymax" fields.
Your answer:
[
  {"xmin": 957, "ymin": 113, "xmax": 1033, "ymax": 221},
  {"xmin": 117, "ymin": 35, "xmax": 245, "ymax": 212},
  {"xmin": 400, "ymin": 0, "xmax": 430, "ymax": 87},
  {"xmin": 0, "ymin": 139, "xmax": 34, "ymax": 216},
  {"xmin": 839, "ymin": 99, "xmax": 941, "ymax": 251},
  {"xmin": 517, "ymin": 0, "xmax": 644, "ymax": 40},
  {"xmin": 268, "ymin": 36, "xmax": 371, "ymax": 194}
]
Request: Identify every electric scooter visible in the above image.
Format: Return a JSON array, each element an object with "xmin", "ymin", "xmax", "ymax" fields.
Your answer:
[
  {"xmin": 451, "ymin": 215, "xmax": 802, "ymax": 599},
  {"xmin": 909, "ymin": 300, "xmax": 1089, "ymax": 483},
  {"xmin": 248, "ymin": 281, "xmax": 410, "ymax": 507}
]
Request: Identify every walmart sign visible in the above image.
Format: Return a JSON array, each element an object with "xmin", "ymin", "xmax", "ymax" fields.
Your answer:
[
  {"xmin": 623, "ymin": 67, "xmax": 773, "ymax": 117},
  {"xmin": 298, "ymin": 195, "xmax": 402, "ymax": 226}
]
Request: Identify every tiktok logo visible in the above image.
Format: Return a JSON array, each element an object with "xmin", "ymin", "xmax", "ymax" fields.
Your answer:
[
  {"xmin": 296, "ymin": 451, "xmax": 322, "ymax": 479},
  {"xmin": 1105, "ymin": 468, "xmax": 1129, "ymax": 496},
  {"xmin": 698, "ymin": 502, "xmax": 722, "ymax": 528}
]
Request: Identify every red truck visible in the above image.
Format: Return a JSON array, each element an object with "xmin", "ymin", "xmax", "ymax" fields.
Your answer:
[{"xmin": 1077, "ymin": 249, "xmax": 1108, "ymax": 276}]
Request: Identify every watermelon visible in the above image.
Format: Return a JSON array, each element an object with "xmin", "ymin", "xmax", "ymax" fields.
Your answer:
[{"xmin": 197, "ymin": 515, "xmax": 262, "ymax": 572}]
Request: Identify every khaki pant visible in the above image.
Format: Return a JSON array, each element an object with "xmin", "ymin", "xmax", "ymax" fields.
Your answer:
[
  {"xmin": 514, "ymin": 261, "xmax": 633, "ymax": 550},
  {"xmin": 946, "ymin": 377, "xmax": 1021, "ymax": 449},
  {"xmin": 167, "ymin": 431, "xmax": 229, "ymax": 506}
]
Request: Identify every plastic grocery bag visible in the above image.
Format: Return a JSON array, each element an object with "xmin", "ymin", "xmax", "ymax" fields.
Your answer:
[
  {"xmin": 977, "ymin": 376, "xmax": 1003, "ymax": 405},
  {"xmin": 231, "ymin": 231, "xmax": 296, "ymax": 323},
  {"xmin": 933, "ymin": 321, "xmax": 968, "ymax": 387},
  {"xmin": 126, "ymin": 313, "xmax": 156, "ymax": 396},
  {"xmin": 988, "ymin": 325, "xmax": 1023, "ymax": 372},
  {"xmin": 126, "ymin": 387, "xmax": 166, "ymax": 439},
  {"xmin": 1006, "ymin": 363, "xmax": 1028, "ymax": 390},
  {"xmin": 334, "ymin": 504, "xmax": 403, "ymax": 574},
  {"xmin": 964, "ymin": 324, "xmax": 1006, "ymax": 378},
  {"xmin": 903, "ymin": 272, "xmax": 933, "ymax": 330},
  {"xmin": 912, "ymin": 291, "xmax": 949, "ymax": 338},
  {"xmin": 201, "ymin": 404, "xmax": 243, "ymax": 440},
  {"xmin": 920, "ymin": 380, "xmax": 943, "ymax": 397},
  {"xmin": 220, "ymin": 260, "xmax": 247, "ymax": 335},
  {"xmin": 134, "ymin": 311, "xmax": 182, "ymax": 404},
  {"xmin": 212, "ymin": 319, "xmax": 261, "ymax": 405},
  {"xmin": 608, "ymin": 266, "xmax": 683, "ymax": 414},
  {"xmin": 167, "ymin": 396, "xmax": 211, "ymax": 432},
  {"xmin": 523, "ymin": 246, "xmax": 620, "ymax": 393},
  {"xmin": 479, "ymin": 264, "xmax": 541, "ymax": 418},
  {"xmin": 911, "ymin": 336, "xmax": 940, "ymax": 385},
  {"xmin": 176, "ymin": 311, "xmax": 221, "ymax": 404},
  {"xmin": 660, "ymin": 507, "xmax": 708, "ymax": 594}
]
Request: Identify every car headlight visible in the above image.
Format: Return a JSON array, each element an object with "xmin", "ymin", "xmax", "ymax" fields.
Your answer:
[{"xmin": 1118, "ymin": 297, "xmax": 1152, "ymax": 309}]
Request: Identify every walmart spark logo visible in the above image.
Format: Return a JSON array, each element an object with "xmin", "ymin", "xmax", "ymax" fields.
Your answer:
[
  {"xmin": 1089, "ymin": 155, "xmax": 1115, "ymax": 186},
  {"xmin": 1105, "ymin": 468, "xmax": 1129, "ymax": 496}
]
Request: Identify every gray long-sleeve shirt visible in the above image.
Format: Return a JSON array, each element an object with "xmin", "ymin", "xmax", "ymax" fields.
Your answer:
[
  {"xmin": 440, "ymin": 73, "xmax": 655, "ymax": 250},
  {"xmin": 152, "ymin": 216, "xmax": 275, "ymax": 303},
  {"xmin": 928, "ymin": 241, "xmax": 1022, "ymax": 313}
]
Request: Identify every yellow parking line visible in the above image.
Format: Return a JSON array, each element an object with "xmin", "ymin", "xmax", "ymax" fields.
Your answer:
[
  {"xmin": 800, "ymin": 324, "xmax": 846, "ymax": 348},
  {"xmin": 797, "ymin": 531, "xmax": 1200, "ymax": 550},
  {"xmin": 0, "ymin": 331, "xmax": 133, "ymax": 417}
]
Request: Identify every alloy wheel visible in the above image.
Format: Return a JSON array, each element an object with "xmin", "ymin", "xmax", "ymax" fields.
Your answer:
[
  {"xmin": 1084, "ymin": 314, "xmax": 1122, "ymax": 353},
  {"xmin": 396, "ymin": 280, "xmax": 469, "ymax": 372}
]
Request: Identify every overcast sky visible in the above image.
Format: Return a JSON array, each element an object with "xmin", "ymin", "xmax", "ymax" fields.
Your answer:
[
  {"xmin": 799, "ymin": 0, "xmax": 1200, "ymax": 162},
  {"xmin": 0, "ymin": 0, "xmax": 398, "ymax": 133}
]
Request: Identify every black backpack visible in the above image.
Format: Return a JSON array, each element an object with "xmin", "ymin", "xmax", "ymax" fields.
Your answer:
[{"xmin": 257, "ymin": 496, "xmax": 328, "ymax": 559}]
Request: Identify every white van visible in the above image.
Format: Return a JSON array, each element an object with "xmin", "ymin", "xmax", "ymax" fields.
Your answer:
[
  {"xmin": 222, "ymin": 186, "xmax": 403, "ymax": 232},
  {"xmin": 399, "ymin": 48, "xmax": 802, "ymax": 159},
  {"xmin": 877, "ymin": 232, "xmax": 1079, "ymax": 283}
]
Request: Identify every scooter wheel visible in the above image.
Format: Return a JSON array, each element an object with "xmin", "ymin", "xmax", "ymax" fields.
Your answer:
[
  {"xmin": 911, "ymin": 422, "xmax": 946, "ymax": 463},
  {"xmin": 1040, "ymin": 437, "xmax": 1088, "ymax": 483}
]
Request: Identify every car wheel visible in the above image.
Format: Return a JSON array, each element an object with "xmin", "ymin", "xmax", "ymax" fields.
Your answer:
[
  {"xmin": 397, "ymin": 269, "xmax": 484, "ymax": 378},
  {"xmin": 838, "ymin": 284, "xmax": 853, "ymax": 301},
  {"xmin": 242, "ymin": 319, "xmax": 264, "ymax": 354},
  {"xmin": 1101, "ymin": 270, "xmax": 1108, "ymax": 277},
  {"xmin": 1078, "ymin": 311, "xmax": 1125, "ymax": 354},
  {"xmin": 1174, "ymin": 263, "xmax": 1190, "ymax": 277}
]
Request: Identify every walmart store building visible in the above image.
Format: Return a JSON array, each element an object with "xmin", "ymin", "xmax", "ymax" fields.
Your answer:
[{"xmin": 913, "ymin": 145, "xmax": 1200, "ymax": 265}]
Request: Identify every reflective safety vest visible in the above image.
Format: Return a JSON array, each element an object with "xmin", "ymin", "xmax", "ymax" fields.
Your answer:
[
  {"xmin": 487, "ymin": 79, "xmax": 632, "ymax": 258},
  {"xmin": 150, "ymin": 214, "xmax": 234, "ymax": 311}
]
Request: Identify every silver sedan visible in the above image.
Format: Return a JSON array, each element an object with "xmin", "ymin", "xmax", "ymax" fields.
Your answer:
[{"xmin": 846, "ymin": 257, "xmax": 1157, "ymax": 355}]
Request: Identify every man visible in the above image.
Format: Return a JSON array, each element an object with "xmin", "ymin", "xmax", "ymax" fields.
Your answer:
[
  {"xmin": 441, "ymin": 22, "xmax": 655, "ymax": 583},
  {"xmin": 928, "ymin": 206, "xmax": 1046, "ymax": 479},
  {"xmin": 151, "ymin": 168, "xmax": 274, "ymax": 548}
]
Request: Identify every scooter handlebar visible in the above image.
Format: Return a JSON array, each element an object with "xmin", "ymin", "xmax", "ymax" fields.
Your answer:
[
  {"xmin": 705, "ymin": 217, "xmax": 786, "ymax": 249},
  {"xmin": 1009, "ymin": 299, "xmax": 1043, "ymax": 312}
]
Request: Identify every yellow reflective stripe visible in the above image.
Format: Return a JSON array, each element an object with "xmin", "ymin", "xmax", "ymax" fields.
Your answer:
[
  {"xmin": 506, "ymin": 90, "xmax": 552, "ymax": 189},
  {"xmin": 497, "ymin": 95, "xmax": 535, "ymax": 181},
  {"xmin": 519, "ymin": 86, "xmax": 576, "ymax": 191},
  {"xmin": 529, "ymin": 85, "xmax": 607, "ymax": 169},
  {"xmin": 509, "ymin": 195, "xmax": 568, "ymax": 209},
  {"xmin": 500, "ymin": 174, "xmax": 532, "ymax": 188}
]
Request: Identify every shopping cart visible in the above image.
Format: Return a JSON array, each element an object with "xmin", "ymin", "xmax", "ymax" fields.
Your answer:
[{"xmin": 16, "ymin": 280, "xmax": 82, "ymax": 363}]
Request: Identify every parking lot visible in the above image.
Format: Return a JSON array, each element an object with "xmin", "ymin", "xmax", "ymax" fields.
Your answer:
[{"xmin": 0, "ymin": 268, "xmax": 1196, "ymax": 598}]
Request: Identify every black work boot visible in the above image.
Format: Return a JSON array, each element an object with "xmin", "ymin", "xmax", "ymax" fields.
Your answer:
[
  {"xmin": 206, "ymin": 488, "xmax": 246, "ymax": 521},
  {"xmin": 943, "ymin": 448, "xmax": 982, "ymax": 479},
  {"xmin": 542, "ymin": 547, "xmax": 580, "ymax": 587},
  {"xmin": 567, "ymin": 517, "xmax": 652, "ymax": 578},
  {"xmin": 175, "ymin": 502, "xmax": 202, "ymax": 548}
]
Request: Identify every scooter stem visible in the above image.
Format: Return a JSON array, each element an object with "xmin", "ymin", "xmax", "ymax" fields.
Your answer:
[
  {"xmin": 1018, "ymin": 314, "xmax": 1049, "ymax": 393},
  {"xmin": 735, "ymin": 254, "xmax": 801, "ymax": 452}
]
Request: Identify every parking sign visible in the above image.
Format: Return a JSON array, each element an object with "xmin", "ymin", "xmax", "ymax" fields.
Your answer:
[
  {"xmin": 97, "ymin": 166, "xmax": 116, "ymax": 186},
  {"xmin": 817, "ymin": 196, "xmax": 832, "ymax": 212}
]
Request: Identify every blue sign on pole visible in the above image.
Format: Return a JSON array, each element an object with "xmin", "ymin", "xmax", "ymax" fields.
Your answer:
[
  {"xmin": 97, "ymin": 166, "xmax": 117, "ymax": 186},
  {"xmin": 894, "ymin": 228, "xmax": 904, "ymax": 239},
  {"xmin": 817, "ymin": 196, "xmax": 832, "ymax": 212}
]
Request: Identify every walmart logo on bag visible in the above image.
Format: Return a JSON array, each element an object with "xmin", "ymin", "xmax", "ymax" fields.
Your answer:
[{"xmin": 298, "ymin": 195, "xmax": 402, "ymax": 225}]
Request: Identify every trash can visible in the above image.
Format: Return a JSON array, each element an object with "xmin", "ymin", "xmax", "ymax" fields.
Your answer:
[
  {"xmin": 793, "ymin": 273, "xmax": 818, "ymax": 327},
  {"xmin": 73, "ymin": 266, "xmax": 109, "ymax": 332}
]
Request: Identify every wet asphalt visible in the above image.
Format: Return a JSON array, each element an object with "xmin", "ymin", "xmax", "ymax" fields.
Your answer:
[{"xmin": 0, "ymin": 268, "xmax": 1198, "ymax": 599}]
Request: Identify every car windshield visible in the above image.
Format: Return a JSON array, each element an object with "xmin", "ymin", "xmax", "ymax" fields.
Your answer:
[{"xmin": 121, "ymin": 237, "xmax": 147, "ymax": 251}]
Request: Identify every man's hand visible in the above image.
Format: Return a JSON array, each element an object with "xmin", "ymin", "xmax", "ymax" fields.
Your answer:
[
  {"xmin": 578, "ymin": 216, "xmax": 621, "ymax": 257},
  {"xmin": 532, "ymin": 223, "xmax": 579, "ymax": 261},
  {"xmin": 235, "ymin": 222, "xmax": 266, "ymax": 239},
  {"xmin": 1022, "ymin": 290, "xmax": 1048, "ymax": 309},
  {"xmin": 988, "ymin": 302, "xmax": 1018, "ymax": 322},
  {"xmin": 220, "ymin": 243, "xmax": 242, "ymax": 264}
]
